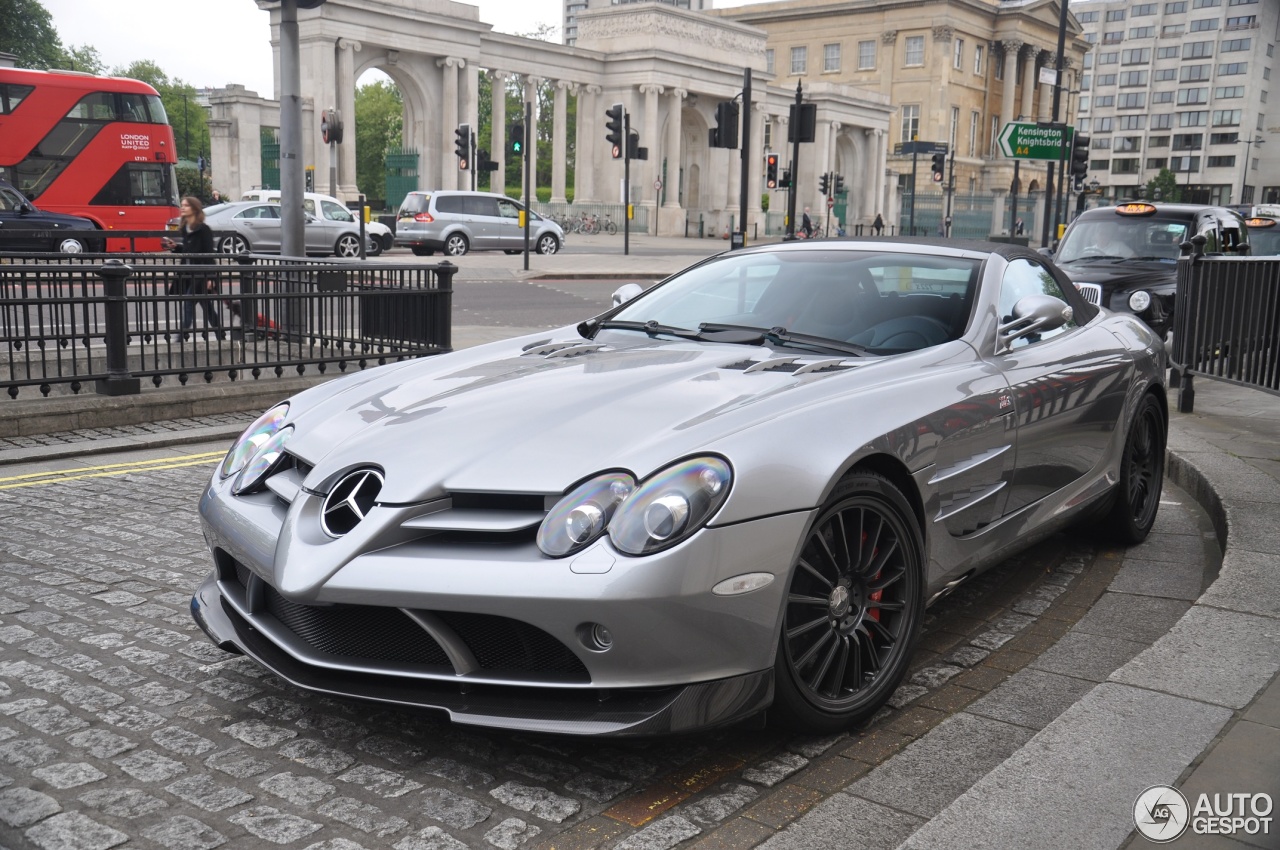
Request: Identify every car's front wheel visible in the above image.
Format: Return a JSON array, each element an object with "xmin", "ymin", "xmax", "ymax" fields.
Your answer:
[
  {"xmin": 536, "ymin": 233, "xmax": 560, "ymax": 255},
  {"xmin": 771, "ymin": 471, "xmax": 924, "ymax": 732},
  {"xmin": 218, "ymin": 234, "xmax": 249, "ymax": 254},
  {"xmin": 444, "ymin": 233, "xmax": 469, "ymax": 256},
  {"xmin": 334, "ymin": 234, "xmax": 362, "ymax": 258},
  {"xmin": 365, "ymin": 236, "xmax": 383, "ymax": 257},
  {"xmin": 1101, "ymin": 393, "xmax": 1166, "ymax": 543},
  {"xmin": 56, "ymin": 237, "xmax": 87, "ymax": 254}
]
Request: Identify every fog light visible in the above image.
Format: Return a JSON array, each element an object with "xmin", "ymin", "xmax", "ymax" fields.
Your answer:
[
  {"xmin": 578, "ymin": 622, "xmax": 614, "ymax": 652},
  {"xmin": 1128, "ymin": 290, "xmax": 1151, "ymax": 312}
]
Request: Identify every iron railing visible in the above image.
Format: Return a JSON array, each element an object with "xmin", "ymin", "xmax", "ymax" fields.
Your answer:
[
  {"xmin": 1, "ymin": 253, "xmax": 454, "ymax": 399},
  {"xmin": 1171, "ymin": 251, "xmax": 1280, "ymax": 412}
]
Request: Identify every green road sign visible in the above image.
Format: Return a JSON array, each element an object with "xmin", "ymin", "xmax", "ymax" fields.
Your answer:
[{"xmin": 998, "ymin": 122, "xmax": 1073, "ymax": 161}]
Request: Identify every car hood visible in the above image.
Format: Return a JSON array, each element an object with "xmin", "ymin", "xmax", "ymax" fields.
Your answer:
[
  {"xmin": 12, "ymin": 208, "xmax": 96, "ymax": 229},
  {"xmin": 282, "ymin": 331, "xmax": 912, "ymax": 503},
  {"xmin": 1056, "ymin": 259, "xmax": 1177, "ymax": 295}
]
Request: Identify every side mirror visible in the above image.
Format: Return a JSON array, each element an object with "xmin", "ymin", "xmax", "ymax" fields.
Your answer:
[
  {"xmin": 611, "ymin": 283, "xmax": 643, "ymax": 307},
  {"xmin": 18, "ymin": 201, "xmax": 34, "ymax": 214},
  {"xmin": 997, "ymin": 294, "xmax": 1072, "ymax": 351}
]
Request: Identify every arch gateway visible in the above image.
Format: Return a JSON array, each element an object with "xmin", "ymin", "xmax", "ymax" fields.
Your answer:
[{"xmin": 209, "ymin": 0, "xmax": 894, "ymax": 236}]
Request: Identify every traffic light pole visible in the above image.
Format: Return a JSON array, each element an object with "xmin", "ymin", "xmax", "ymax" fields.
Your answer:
[
  {"xmin": 909, "ymin": 147, "xmax": 919, "ymax": 236},
  {"xmin": 623, "ymin": 111, "xmax": 631, "ymax": 257},
  {"xmin": 945, "ymin": 147, "xmax": 956, "ymax": 237},
  {"xmin": 523, "ymin": 101, "xmax": 531, "ymax": 271},
  {"xmin": 738, "ymin": 67, "xmax": 751, "ymax": 248},
  {"xmin": 1042, "ymin": 0, "xmax": 1071, "ymax": 247},
  {"xmin": 786, "ymin": 82, "xmax": 802, "ymax": 239},
  {"xmin": 470, "ymin": 129, "xmax": 477, "ymax": 192}
]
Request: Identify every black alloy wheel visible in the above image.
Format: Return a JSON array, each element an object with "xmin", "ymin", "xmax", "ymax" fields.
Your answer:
[
  {"xmin": 772, "ymin": 471, "xmax": 923, "ymax": 732},
  {"xmin": 1103, "ymin": 393, "xmax": 1166, "ymax": 543}
]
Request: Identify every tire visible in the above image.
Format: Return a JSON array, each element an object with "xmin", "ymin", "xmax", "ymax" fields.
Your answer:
[
  {"xmin": 536, "ymin": 233, "xmax": 560, "ymax": 255},
  {"xmin": 1101, "ymin": 393, "xmax": 1166, "ymax": 544},
  {"xmin": 366, "ymin": 236, "xmax": 383, "ymax": 257},
  {"xmin": 771, "ymin": 471, "xmax": 924, "ymax": 733},
  {"xmin": 604, "ymin": 221, "xmax": 618, "ymax": 235},
  {"xmin": 411, "ymin": 247, "xmax": 434, "ymax": 257},
  {"xmin": 218, "ymin": 234, "xmax": 250, "ymax": 254},
  {"xmin": 444, "ymin": 233, "xmax": 469, "ymax": 256},
  {"xmin": 56, "ymin": 237, "xmax": 87, "ymax": 254},
  {"xmin": 504, "ymin": 249, "xmax": 521, "ymax": 255},
  {"xmin": 381, "ymin": 234, "xmax": 394, "ymax": 252},
  {"xmin": 334, "ymin": 234, "xmax": 362, "ymax": 258}
]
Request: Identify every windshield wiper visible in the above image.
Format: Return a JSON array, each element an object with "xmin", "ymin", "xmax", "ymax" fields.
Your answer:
[
  {"xmin": 698, "ymin": 323, "xmax": 870, "ymax": 357},
  {"xmin": 591, "ymin": 319, "xmax": 706, "ymax": 339},
  {"xmin": 1129, "ymin": 255, "xmax": 1175, "ymax": 262}
]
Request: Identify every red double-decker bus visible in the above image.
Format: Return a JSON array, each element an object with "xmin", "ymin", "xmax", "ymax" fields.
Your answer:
[{"xmin": 0, "ymin": 67, "xmax": 180, "ymax": 249}]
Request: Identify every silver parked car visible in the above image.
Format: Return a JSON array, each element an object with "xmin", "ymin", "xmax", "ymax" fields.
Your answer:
[
  {"xmin": 193, "ymin": 239, "xmax": 1167, "ymax": 736},
  {"xmin": 204, "ymin": 201, "xmax": 372, "ymax": 258},
  {"xmin": 393, "ymin": 190, "xmax": 564, "ymax": 256}
]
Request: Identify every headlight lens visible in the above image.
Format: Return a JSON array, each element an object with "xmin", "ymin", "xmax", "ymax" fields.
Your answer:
[
  {"xmin": 221, "ymin": 404, "xmax": 289, "ymax": 479},
  {"xmin": 1128, "ymin": 290, "xmax": 1152, "ymax": 312},
  {"xmin": 233, "ymin": 426, "xmax": 293, "ymax": 494},
  {"xmin": 537, "ymin": 472, "xmax": 635, "ymax": 557},
  {"xmin": 610, "ymin": 457, "xmax": 732, "ymax": 556}
]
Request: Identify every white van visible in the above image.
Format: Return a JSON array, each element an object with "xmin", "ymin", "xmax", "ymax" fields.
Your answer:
[{"xmin": 240, "ymin": 190, "xmax": 393, "ymax": 255}]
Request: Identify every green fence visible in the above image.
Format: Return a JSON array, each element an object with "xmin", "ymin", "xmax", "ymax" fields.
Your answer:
[
  {"xmin": 260, "ymin": 130, "xmax": 280, "ymax": 191},
  {"xmin": 385, "ymin": 148, "xmax": 420, "ymax": 212}
]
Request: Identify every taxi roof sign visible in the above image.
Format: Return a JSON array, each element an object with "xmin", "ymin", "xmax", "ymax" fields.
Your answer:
[
  {"xmin": 1245, "ymin": 217, "xmax": 1277, "ymax": 228},
  {"xmin": 1114, "ymin": 203, "xmax": 1158, "ymax": 216}
]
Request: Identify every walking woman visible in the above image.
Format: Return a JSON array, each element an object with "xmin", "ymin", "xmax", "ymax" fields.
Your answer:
[{"xmin": 161, "ymin": 196, "xmax": 221, "ymax": 337}]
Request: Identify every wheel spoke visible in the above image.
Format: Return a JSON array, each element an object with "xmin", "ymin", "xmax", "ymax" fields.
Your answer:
[
  {"xmin": 797, "ymin": 557, "xmax": 834, "ymax": 589},
  {"xmin": 869, "ymin": 564, "xmax": 905, "ymax": 592},
  {"xmin": 869, "ymin": 599, "xmax": 906, "ymax": 612},
  {"xmin": 788, "ymin": 592, "xmax": 830, "ymax": 608},
  {"xmin": 866, "ymin": 616, "xmax": 896, "ymax": 644},
  {"xmin": 833, "ymin": 510, "xmax": 853, "ymax": 571},
  {"xmin": 829, "ymin": 635, "xmax": 850, "ymax": 696},
  {"xmin": 858, "ymin": 624, "xmax": 883, "ymax": 674},
  {"xmin": 793, "ymin": 626, "xmax": 834, "ymax": 670},
  {"xmin": 864, "ymin": 537, "xmax": 900, "ymax": 580},
  {"xmin": 815, "ymin": 527, "xmax": 842, "ymax": 575},
  {"xmin": 806, "ymin": 633, "xmax": 841, "ymax": 692},
  {"xmin": 786, "ymin": 614, "xmax": 829, "ymax": 641},
  {"xmin": 860, "ymin": 514, "xmax": 885, "ymax": 572}
]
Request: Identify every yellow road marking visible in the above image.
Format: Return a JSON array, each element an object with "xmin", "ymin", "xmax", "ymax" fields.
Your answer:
[{"xmin": 0, "ymin": 451, "xmax": 224, "ymax": 490}]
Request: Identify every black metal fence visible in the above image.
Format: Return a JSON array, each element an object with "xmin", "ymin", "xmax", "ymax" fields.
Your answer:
[
  {"xmin": 1171, "ymin": 253, "xmax": 1280, "ymax": 412},
  {"xmin": 1, "ymin": 253, "xmax": 454, "ymax": 399}
]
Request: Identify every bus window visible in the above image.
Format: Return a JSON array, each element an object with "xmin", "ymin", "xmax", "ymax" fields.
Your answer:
[
  {"xmin": 0, "ymin": 83, "xmax": 34, "ymax": 114},
  {"xmin": 143, "ymin": 95, "xmax": 167, "ymax": 124},
  {"xmin": 91, "ymin": 163, "xmax": 178, "ymax": 207},
  {"xmin": 67, "ymin": 92, "xmax": 117, "ymax": 121}
]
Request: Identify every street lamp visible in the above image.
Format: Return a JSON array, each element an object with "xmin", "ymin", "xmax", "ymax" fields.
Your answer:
[{"xmin": 1238, "ymin": 135, "xmax": 1266, "ymax": 206}]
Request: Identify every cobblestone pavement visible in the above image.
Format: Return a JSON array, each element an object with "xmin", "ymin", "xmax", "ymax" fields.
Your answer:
[
  {"xmin": 0, "ymin": 451, "xmax": 1213, "ymax": 850},
  {"xmin": 0, "ymin": 415, "xmax": 256, "ymax": 455}
]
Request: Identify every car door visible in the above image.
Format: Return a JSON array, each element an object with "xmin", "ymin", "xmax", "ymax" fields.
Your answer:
[
  {"xmin": 494, "ymin": 198, "xmax": 524, "ymax": 249},
  {"xmin": 236, "ymin": 205, "xmax": 282, "ymax": 252},
  {"xmin": 463, "ymin": 195, "xmax": 501, "ymax": 250},
  {"xmin": 0, "ymin": 183, "xmax": 42, "ymax": 252},
  {"xmin": 992, "ymin": 257, "xmax": 1133, "ymax": 513}
]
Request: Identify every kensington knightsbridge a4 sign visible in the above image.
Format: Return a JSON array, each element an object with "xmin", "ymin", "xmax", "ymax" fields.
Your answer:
[{"xmin": 998, "ymin": 122, "xmax": 1074, "ymax": 161}]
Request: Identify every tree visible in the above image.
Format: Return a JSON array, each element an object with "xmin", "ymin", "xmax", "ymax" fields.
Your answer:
[
  {"xmin": 354, "ymin": 79, "xmax": 403, "ymax": 206},
  {"xmin": 59, "ymin": 43, "xmax": 105, "ymax": 75},
  {"xmin": 0, "ymin": 0, "xmax": 64, "ymax": 69},
  {"xmin": 1146, "ymin": 168, "xmax": 1181, "ymax": 204}
]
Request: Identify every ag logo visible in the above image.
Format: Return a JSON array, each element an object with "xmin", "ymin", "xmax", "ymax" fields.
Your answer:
[{"xmin": 1135, "ymin": 785, "xmax": 1190, "ymax": 842}]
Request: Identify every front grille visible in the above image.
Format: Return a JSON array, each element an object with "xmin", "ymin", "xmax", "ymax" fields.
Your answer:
[
  {"xmin": 264, "ymin": 586, "xmax": 451, "ymax": 668},
  {"xmin": 1076, "ymin": 282, "xmax": 1103, "ymax": 306},
  {"xmin": 438, "ymin": 612, "xmax": 590, "ymax": 679}
]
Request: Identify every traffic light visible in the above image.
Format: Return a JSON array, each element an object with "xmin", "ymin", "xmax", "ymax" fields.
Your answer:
[
  {"xmin": 766, "ymin": 154, "xmax": 778, "ymax": 189},
  {"xmin": 713, "ymin": 101, "xmax": 739, "ymax": 150},
  {"xmin": 1070, "ymin": 131, "xmax": 1090, "ymax": 181},
  {"xmin": 509, "ymin": 122, "xmax": 525, "ymax": 158},
  {"xmin": 930, "ymin": 152, "xmax": 946, "ymax": 183},
  {"xmin": 454, "ymin": 123, "xmax": 470, "ymax": 169},
  {"xmin": 477, "ymin": 149, "xmax": 498, "ymax": 172},
  {"xmin": 780, "ymin": 168, "xmax": 791, "ymax": 189},
  {"xmin": 627, "ymin": 130, "xmax": 648, "ymax": 161},
  {"xmin": 834, "ymin": 174, "xmax": 845, "ymax": 195},
  {"xmin": 819, "ymin": 172, "xmax": 830, "ymax": 195},
  {"xmin": 605, "ymin": 103, "xmax": 624, "ymax": 158}
]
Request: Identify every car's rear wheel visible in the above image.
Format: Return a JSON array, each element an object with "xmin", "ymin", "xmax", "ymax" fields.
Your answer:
[
  {"xmin": 365, "ymin": 236, "xmax": 383, "ymax": 257},
  {"xmin": 444, "ymin": 233, "xmax": 469, "ymax": 256},
  {"xmin": 334, "ymin": 234, "xmax": 362, "ymax": 258},
  {"xmin": 218, "ymin": 234, "xmax": 249, "ymax": 254},
  {"xmin": 56, "ymin": 237, "xmax": 87, "ymax": 254},
  {"xmin": 1102, "ymin": 393, "xmax": 1165, "ymax": 543},
  {"xmin": 537, "ymin": 233, "xmax": 560, "ymax": 255},
  {"xmin": 772, "ymin": 471, "xmax": 923, "ymax": 732},
  {"xmin": 381, "ymin": 234, "xmax": 394, "ymax": 252},
  {"xmin": 410, "ymin": 247, "xmax": 434, "ymax": 256}
]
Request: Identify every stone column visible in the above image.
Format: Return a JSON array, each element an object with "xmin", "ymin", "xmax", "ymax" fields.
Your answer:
[
  {"xmin": 874, "ymin": 129, "xmax": 887, "ymax": 224},
  {"xmin": 575, "ymin": 84, "xmax": 601, "ymax": 203},
  {"xmin": 1038, "ymin": 50, "xmax": 1055, "ymax": 122},
  {"xmin": 999, "ymin": 40, "xmax": 1022, "ymax": 132},
  {"xmin": 438, "ymin": 57, "xmax": 463, "ymax": 190},
  {"xmin": 662, "ymin": 89, "xmax": 685, "ymax": 208},
  {"xmin": 863, "ymin": 129, "xmax": 878, "ymax": 223},
  {"xmin": 881, "ymin": 31, "xmax": 897, "ymax": 98},
  {"xmin": 463, "ymin": 60, "xmax": 480, "ymax": 186},
  {"xmin": 1020, "ymin": 45, "xmax": 1037, "ymax": 122},
  {"xmin": 991, "ymin": 188, "xmax": 1008, "ymax": 235},
  {"xmin": 336, "ymin": 38, "xmax": 361, "ymax": 200},
  {"xmin": 489, "ymin": 71, "xmax": 508, "ymax": 195},
  {"xmin": 640, "ymin": 83, "xmax": 663, "ymax": 234},
  {"xmin": 523, "ymin": 76, "xmax": 542, "ymax": 204},
  {"xmin": 551, "ymin": 80, "xmax": 573, "ymax": 204}
]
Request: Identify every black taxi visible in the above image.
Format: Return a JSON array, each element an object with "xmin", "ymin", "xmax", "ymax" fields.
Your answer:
[
  {"xmin": 1242, "ymin": 204, "xmax": 1280, "ymax": 256},
  {"xmin": 1050, "ymin": 202, "xmax": 1248, "ymax": 339}
]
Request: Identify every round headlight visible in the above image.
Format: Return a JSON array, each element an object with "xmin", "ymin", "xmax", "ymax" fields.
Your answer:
[
  {"xmin": 609, "ymin": 457, "xmax": 732, "ymax": 556},
  {"xmin": 538, "ymin": 472, "xmax": 635, "ymax": 557},
  {"xmin": 1128, "ymin": 290, "xmax": 1152, "ymax": 312},
  {"xmin": 221, "ymin": 403, "xmax": 289, "ymax": 480},
  {"xmin": 233, "ymin": 426, "xmax": 293, "ymax": 494}
]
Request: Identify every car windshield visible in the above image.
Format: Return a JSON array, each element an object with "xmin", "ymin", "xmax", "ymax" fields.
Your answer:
[
  {"xmin": 606, "ymin": 249, "xmax": 980, "ymax": 355},
  {"xmin": 1248, "ymin": 225, "xmax": 1280, "ymax": 256},
  {"xmin": 1056, "ymin": 216, "xmax": 1189, "ymax": 263}
]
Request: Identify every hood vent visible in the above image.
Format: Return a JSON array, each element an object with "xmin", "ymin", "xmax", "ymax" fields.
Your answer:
[
  {"xmin": 521, "ymin": 341, "xmax": 608, "ymax": 358},
  {"xmin": 723, "ymin": 356, "xmax": 857, "ymax": 375}
]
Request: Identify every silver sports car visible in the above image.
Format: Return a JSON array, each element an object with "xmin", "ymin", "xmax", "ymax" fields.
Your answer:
[{"xmin": 192, "ymin": 239, "xmax": 1167, "ymax": 736}]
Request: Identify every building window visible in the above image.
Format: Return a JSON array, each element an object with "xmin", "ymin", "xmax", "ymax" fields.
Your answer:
[
  {"xmin": 1112, "ymin": 159, "xmax": 1141, "ymax": 174},
  {"xmin": 1106, "ymin": 9, "xmax": 1126, "ymax": 20},
  {"xmin": 1207, "ymin": 155, "xmax": 1237, "ymax": 167},
  {"xmin": 1078, "ymin": 11, "xmax": 1100, "ymax": 21},
  {"xmin": 1095, "ymin": 117, "xmax": 1114, "ymax": 131},
  {"xmin": 791, "ymin": 46, "xmax": 807, "ymax": 74},
  {"xmin": 1179, "ymin": 111, "xmax": 1209, "ymax": 126},
  {"xmin": 1190, "ymin": 18, "xmax": 1219, "ymax": 31},
  {"xmin": 990, "ymin": 115, "xmax": 999, "ymax": 155},
  {"xmin": 1116, "ymin": 136, "xmax": 1143, "ymax": 152},
  {"xmin": 1097, "ymin": 74, "xmax": 1117, "ymax": 86},
  {"xmin": 1174, "ymin": 133, "xmax": 1204, "ymax": 149},
  {"xmin": 1214, "ymin": 86, "xmax": 1245, "ymax": 98},
  {"xmin": 1228, "ymin": 0, "xmax": 1258, "ymax": 5},
  {"xmin": 1094, "ymin": 95, "xmax": 1116, "ymax": 107},
  {"xmin": 1181, "ymin": 64, "xmax": 1211, "ymax": 81},
  {"xmin": 1093, "ymin": 137, "xmax": 1113, "ymax": 149},
  {"xmin": 1150, "ymin": 135, "xmax": 1171, "ymax": 146},
  {"xmin": 1103, "ymin": 31, "xmax": 1124, "ymax": 44},
  {"xmin": 974, "ymin": 43, "xmax": 984, "ymax": 75},
  {"xmin": 1081, "ymin": 73, "xmax": 1092, "ymax": 91},
  {"xmin": 1080, "ymin": 95, "xmax": 1091, "ymax": 112},
  {"xmin": 766, "ymin": 49, "xmax": 775, "ymax": 75},
  {"xmin": 1162, "ymin": 23, "xmax": 1186, "ymax": 35},
  {"xmin": 1152, "ymin": 114, "xmax": 1174, "ymax": 129},
  {"xmin": 1130, "ymin": 26, "xmax": 1156, "ymax": 37},
  {"xmin": 1133, "ymin": 3, "xmax": 1158, "ymax": 14},
  {"xmin": 1099, "ymin": 52, "xmax": 1119, "ymax": 65},
  {"xmin": 1185, "ymin": 41, "xmax": 1214, "ymax": 58},
  {"xmin": 1157, "ymin": 46, "xmax": 1181, "ymax": 58},
  {"xmin": 1221, "ymin": 38, "xmax": 1251, "ymax": 52},
  {"xmin": 1091, "ymin": 158, "xmax": 1111, "ymax": 171},
  {"xmin": 1225, "ymin": 15, "xmax": 1256, "ymax": 28},
  {"xmin": 858, "ymin": 40, "xmax": 875, "ymax": 70},
  {"xmin": 1212, "ymin": 109, "xmax": 1241, "ymax": 125},
  {"xmin": 969, "ymin": 110, "xmax": 979, "ymax": 156},
  {"xmin": 954, "ymin": 38, "xmax": 964, "ymax": 69},
  {"xmin": 1122, "ymin": 48, "xmax": 1151, "ymax": 64},
  {"xmin": 901, "ymin": 103, "xmax": 920, "ymax": 143},
  {"xmin": 1178, "ymin": 88, "xmax": 1209, "ymax": 104},
  {"xmin": 1210, "ymin": 131, "xmax": 1241, "ymax": 143},
  {"xmin": 1153, "ymin": 90, "xmax": 1175, "ymax": 103},
  {"xmin": 1192, "ymin": 0, "xmax": 1220, "ymax": 7},
  {"xmin": 824, "ymin": 43, "xmax": 841, "ymax": 72},
  {"xmin": 1173, "ymin": 155, "xmax": 1201, "ymax": 171},
  {"xmin": 1085, "ymin": 32, "xmax": 1099, "ymax": 44},
  {"xmin": 1080, "ymin": 118, "xmax": 1091, "ymax": 132},
  {"xmin": 1120, "ymin": 70, "xmax": 1149, "ymax": 86},
  {"xmin": 905, "ymin": 35, "xmax": 924, "ymax": 66},
  {"xmin": 1155, "ymin": 69, "xmax": 1178, "ymax": 81},
  {"xmin": 1217, "ymin": 62, "xmax": 1246, "ymax": 75},
  {"xmin": 1146, "ymin": 157, "xmax": 1168, "ymax": 168},
  {"xmin": 1119, "ymin": 115, "xmax": 1147, "ymax": 129},
  {"xmin": 1118, "ymin": 92, "xmax": 1147, "ymax": 108},
  {"xmin": 1165, "ymin": 1, "xmax": 1187, "ymax": 10}
]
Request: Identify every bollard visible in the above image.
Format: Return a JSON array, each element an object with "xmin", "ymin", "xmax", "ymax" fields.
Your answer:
[{"xmin": 95, "ymin": 258, "xmax": 141, "ymax": 396}]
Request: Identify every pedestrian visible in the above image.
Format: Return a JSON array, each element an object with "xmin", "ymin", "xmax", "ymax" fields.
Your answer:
[
  {"xmin": 161, "ymin": 196, "xmax": 222, "ymax": 339},
  {"xmin": 801, "ymin": 206, "xmax": 813, "ymax": 238},
  {"xmin": 1015, "ymin": 217, "xmax": 1025, "ymax": 236},
  {"xmin": 872, "ymin": 212, "xmax": 884, "ymax": 236},
  {"xmin": 210, "ymin": 189, "xmax": 225, "ymax": 206}
]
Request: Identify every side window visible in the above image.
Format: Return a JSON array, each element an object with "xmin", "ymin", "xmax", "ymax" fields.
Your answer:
[
  {"xmin": 465, "ymin": 196, "xmax": 500, "ymax": 217},
  {"xmin": 321, "ymin": 200, "xmax": 353, "ymax": 222},
  {"xmin": 435, "ymin": 196, "xmax": 464, "ymax": 214},
  {"xmin": 301, "ymin": 199, "xmax": 316, "ymax": 215},
  {"xmin": 496, "ymin": 199, "xmax": 521, "ymax": 219},
  {"xmin": 1196, "ymin": 218, "xmax": 1220, "ymax": 252},
  {"xmin": 999, "ymin": 259, "xmax": 1078, "ymax": 348}
]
